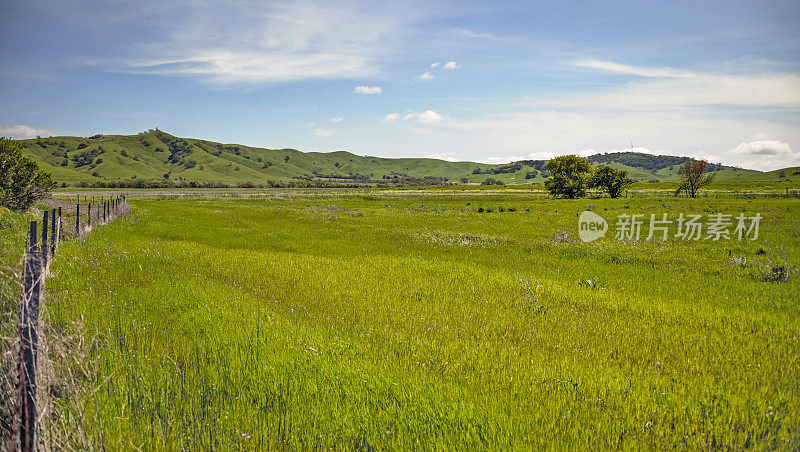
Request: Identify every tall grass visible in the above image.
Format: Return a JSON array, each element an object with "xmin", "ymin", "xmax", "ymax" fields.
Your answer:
[{"xmin": 44, "ymin": 194, "xmax": 799, "ymax": 449}]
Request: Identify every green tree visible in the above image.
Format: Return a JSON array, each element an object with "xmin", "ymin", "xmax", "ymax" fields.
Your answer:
[
  {"xmin": 0, "ymin": 138, "xmax": 56, "ymax": 211},
  {"xmin": 675, "ymin": 159, "xmax": 715, "ymax": 198},
  {"xmin": 589, "ymin": 165, "xmax": 634, "ymax": 198},
  {"xmin": 544, "ymin": 155, "xmax": 592, "ymax": 198}
]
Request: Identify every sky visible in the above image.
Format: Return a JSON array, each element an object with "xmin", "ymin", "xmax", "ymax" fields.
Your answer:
[{"xmin": 1, "ymin": 0, "xmax": 799, "ymax": 171}]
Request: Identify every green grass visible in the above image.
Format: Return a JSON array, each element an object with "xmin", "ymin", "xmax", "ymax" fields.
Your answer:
[{"xmin": 43, "ymin": 192, "xmax": 799, "ymax": 449}]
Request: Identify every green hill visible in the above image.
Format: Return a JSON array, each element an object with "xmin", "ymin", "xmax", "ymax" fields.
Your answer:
[{"xmin": 17, "ymin": 131, "xmax": 791, "ymax": 186}]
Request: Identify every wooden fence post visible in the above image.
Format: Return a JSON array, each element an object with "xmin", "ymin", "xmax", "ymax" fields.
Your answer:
[
  {"xmin": 50, "ymin": 209, "xmax": 57, "ymax": 257},
  {"xmin": 57, "ymin": 207, "xmax": 62, "ymax": 251},
  {"xmin": 102, "ymin": 202, "xmax": 106, "ymax": 224},
  {"xmin": 87, "ymin": 203, "xmax": 92, "ymax": 229},
  {"xmin": 41, "ymin": 211, "xmax": 49, "ymax": 269},
  {"xmin": 76, "ymin": 204, "xmax": 80, "ymax": 236},
  {"xmin": 17, "ymin": 221, "xmax": 42, "ymax": 452}
]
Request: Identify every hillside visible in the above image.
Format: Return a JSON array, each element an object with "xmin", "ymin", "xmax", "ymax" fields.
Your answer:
[{"xmin": 17, "ymin": 131, "xmax": 788, "ymax": 186}]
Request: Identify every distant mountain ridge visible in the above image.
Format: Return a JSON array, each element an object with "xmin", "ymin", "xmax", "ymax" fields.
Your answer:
[{"xmin": 17, "ymin": 130, "xmax": 788, "ymax": 186}]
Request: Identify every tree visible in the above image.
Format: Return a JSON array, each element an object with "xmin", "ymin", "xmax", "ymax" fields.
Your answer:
[
  {"xmin": 481, "ymin": 177, "xmax": 504, "ymax": 186},
  {"xmin": 544, "ymin": 155, "xmax": 592, "ymax": 198},
  {"xmin": 589, "ymin": 165, "xmax": 634, "ymax": 198},
  {"xmin": 0, "ymin": 138, "xmax": 56, "ymax": 211},
  {"xmin": 675, "ymin": 159, "xmax": 715, "ymax": 198}
]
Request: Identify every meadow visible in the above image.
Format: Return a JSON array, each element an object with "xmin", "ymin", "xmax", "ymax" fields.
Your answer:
[{"xmin": 41, "ymin": 191, "xmax": 799, "ymax": 449}]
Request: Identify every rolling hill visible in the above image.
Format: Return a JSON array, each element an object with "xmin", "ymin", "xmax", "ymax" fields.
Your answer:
[{"xmin": 17, "ymin": 130, "xmax": 794, "ymax": 186}]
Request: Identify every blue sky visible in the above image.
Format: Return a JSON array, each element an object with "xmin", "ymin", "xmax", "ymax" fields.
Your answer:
[{"xmin": 1, "ymin": 0, "xmax": 799, "ymax": 170}]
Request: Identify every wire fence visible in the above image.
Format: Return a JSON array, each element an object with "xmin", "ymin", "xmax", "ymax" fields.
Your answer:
[{"xmin": 12, "ymin": 195, "xmax": 127, "ymax": 452}]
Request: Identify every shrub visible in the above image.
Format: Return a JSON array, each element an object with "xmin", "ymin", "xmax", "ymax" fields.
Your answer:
[
  {"xmin": 589, "ymin": 166, "xmax": 634, "ymax": 198},
  {"xmin": 0, "ymin": 138, "xmax": 56, "ymax": 210}
]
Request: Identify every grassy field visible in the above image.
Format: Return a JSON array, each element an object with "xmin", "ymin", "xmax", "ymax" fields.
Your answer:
[{"xmin": 41, "ymin": 191, "xmax": 799, "ymax": 449}]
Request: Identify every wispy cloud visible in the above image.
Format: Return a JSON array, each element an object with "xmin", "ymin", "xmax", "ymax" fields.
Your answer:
[
  {"xmin": 573, "ymin": 60, "xmax": 694, "ymax": 78},
  {"xmin": 451, "ymin": 28, "xmax": 497, "ymax": 40},
  {"xmin": 354, "ymin": 85, "xmax": 383, "ymax": 94},
  {"xmin": 0, "ymin": 124, "xmax": 56, "ymax": 138},
  {"xmin": 424, "ymin": 152, "xmax": 458, "ymax": 162},
  {"xmin": 330, "ymin": 117, "xmax": 343, "ymax": 122},
  {"xmin": 418, "ymin": 72, "xmax": 434, "ymax": 80},
  {"xmin": 385, "ymin": 110, "xmax": 445, "ymax": 124},
  {"xmin": 442, "ymin": 61, "xmax": 461, "ymax": 70},
  {"xmin": 104, "ymin": 1, "xmax": 426, "ymax": 84},
  {"xmin": 314, "ymin": 128, "xmax": 334, "ymax": 137},
  {"xmin": 430, "ymin": 62, "xmax": 440, "ymax": 69},
  {"xmin": 564, "ymin": 60, "xmax": 800, "ymax": 110}
]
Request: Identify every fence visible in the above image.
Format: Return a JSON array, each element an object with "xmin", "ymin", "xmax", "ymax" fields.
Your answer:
[{"xmin": 12, "ymin": 195, "xmax": 127, "ymax": 452}]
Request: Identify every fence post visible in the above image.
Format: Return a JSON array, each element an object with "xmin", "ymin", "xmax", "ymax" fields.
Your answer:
[
  {"xmin": 17, "ymin": 221, "xmax": 42, "ymax": 452},
  {"xmin": 75, "ymin": 204, "xmax": 80, "ymax": 236},
  {"xmin": 102, "ymin": 202, "xmax": 106, "ymax": 224},
  {"xmin": 41, "ymin": 211, "xmax": 49, "ymax": 269},
  {"xmin": 56, "ymin": 207, "xmax": 62, "ymax": 252},
  {"xmin": 87, "ymin": 203, "xmax": 92, "ymax": 229},
  {"xmin": 50, "ymin": 209, "xmax": 57, "ymax": 257}
]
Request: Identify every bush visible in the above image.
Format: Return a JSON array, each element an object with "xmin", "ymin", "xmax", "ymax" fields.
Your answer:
[
  {"xmin": 588, "ymin": 166, "xmax": 633, "ymax": 198},
  {"xmin": 0, "ymin": 138, "xmax": 56, "ymax": 210},
  {"xmin": 482, "ymin": 178, "xmax": 505, "ymax": 186},
  {"xmin": 544, "ymin": 155, "xmax": 592, "ymax": 198}
]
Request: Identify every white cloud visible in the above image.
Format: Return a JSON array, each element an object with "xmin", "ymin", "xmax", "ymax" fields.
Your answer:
[
  {"xmin": 726, "ymin": 140, "xmax": 799, "ymax": 171},
  {"xmin": 329, "ymin": 117, "xmax": 343, "ymax": 123},
  {"xmin": 354, "ymin": 85, "xmax": 382, "ymax": 94},
  {"xmin": 443, "ymin": 61, "xmax": 461, "ymax": 70},
  {"xmin": 403, "ymin": 110, "xmax": 444, "ymax": 124},
  {"xmin": 477, "ymin": 155, "xmax": 525, "ymax": 164},
  {"xmin": 0, "ymin": 124, "xmax": 55, "ymax": 138},
  {"xmin": 314, "ymin": 128, "xmax": 334, "ymax": 137},
  {"xmin": 418, "ymin": 72, "xmax": 434, "ymax": 80},
  {"xmin": 383, "ymin": 112, "xmax": 402, "ymax": 122},
  {"xmin": 105, "ymin": 2, "xmax": 428, "ymax": 84},
  {"xmin": 425, "ymin": 152, "xmax": 458, "ymax": 162},
  {"xmin": 451, "ymin": 28, "xmax": 497, "ymax": 39},
  {"xmin": 385, "ymin": 110, "xmax": 446, "ymax": 125},
  {"xmin": 560, "ymin": 60, "xmax": 800, "ymax": 110},
  {"xmin": 430, "ymin": 62, "xmax": 440, "ymax": 69},
  {"xmin": 573, "ymin": 60, "xmax": 694, "ymax": 78},
  {"xmin": 730, "ymin": 140, "xmax": 792, "ymax": 156}
]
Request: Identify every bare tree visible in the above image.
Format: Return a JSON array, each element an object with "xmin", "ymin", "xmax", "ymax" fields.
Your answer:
[{"xmin": 675, "ymin": 159, "xmax": 716, "ymax": 198}]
